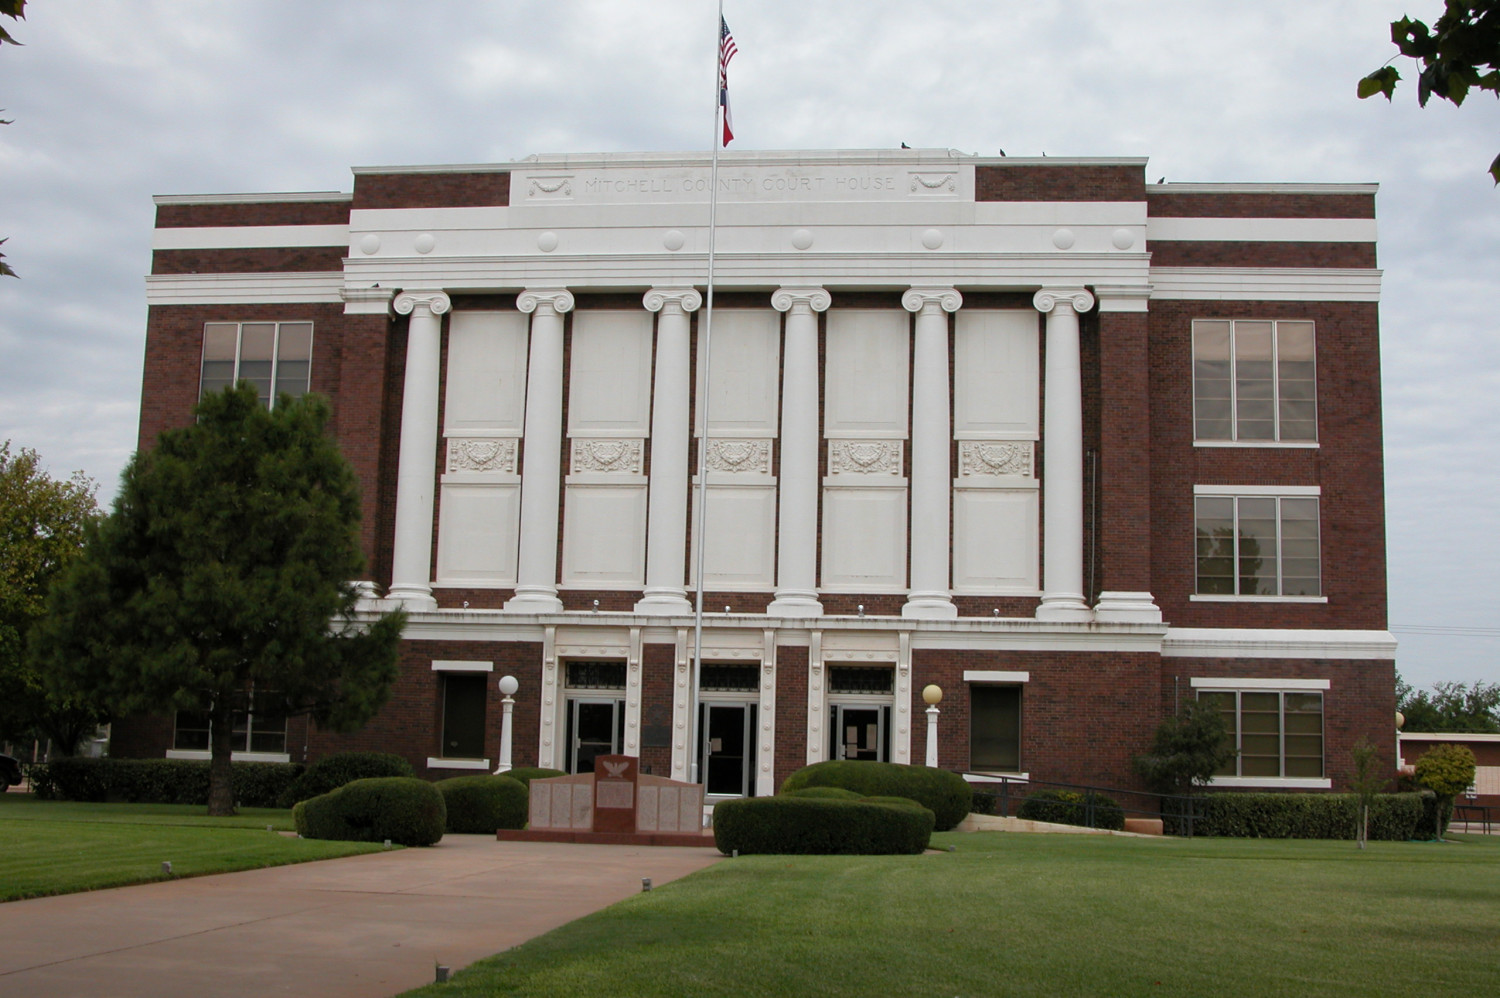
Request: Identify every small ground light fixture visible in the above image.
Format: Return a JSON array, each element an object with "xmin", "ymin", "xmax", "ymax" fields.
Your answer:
[
  {"xmin": 435, "ymin": 966, "xmax": 451, "ymax": 983},
  {"xmin": 384, "ymin": 839, "xmax": 392, "ymax": 849},
  {"xmin": 161, "ymin": 861, "xmax": 172, "ymax": 874},
  {"xmin": 642, "ymin": 877, "xmax": 652, "ymax": 892}
]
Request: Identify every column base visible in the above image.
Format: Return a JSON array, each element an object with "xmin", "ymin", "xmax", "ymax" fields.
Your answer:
[
  {"xmin": 634, "ymin": 588, "xmax": 694, "ymax": 616},
  {"xmin": 384, "ymin": 583, "xmax": 437, "ymax": 611},
  {"xmin": 902, "ymin": 593, "xmax": 958, "ymax": 619},
  {"xmin": 1093, "ymin": 591, "xmax": 1163, "ymax": 623},
  {"xmin": 767, "ymin": 590, "xmax": 823, "ymax": 618},
  {"xmin": 351, "ymin": 580, "xmax": 384, "ymax": 611},
  {"xmin": 504, "ymin": 587, "xmax": 564, "ymax": 613},
  {"xmin": 1035, "ymin": 593, "xmax": 1092, "ymax": 622}
]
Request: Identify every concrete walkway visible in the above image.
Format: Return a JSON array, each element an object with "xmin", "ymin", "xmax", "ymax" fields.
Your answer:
[{"xmin": 0, "ymin": 836, "xmax": 722, "ymax": 998}]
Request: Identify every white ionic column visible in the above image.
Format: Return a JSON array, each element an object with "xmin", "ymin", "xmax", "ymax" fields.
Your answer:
[
  {"xmin": 1033, "ymin": 287, "xmax": 1094, "ymax": 621},
  {"xmin": 902, "ymin": 287, "xmax": 962, "ymax": 619},
  {"xmin": 636, "ymin": 287, "xmax": 701, "ymax": 615},
  {"xmin": 768, "ymin": 287, "xmax": 830, "ymax": 618},
  {"xmin": 386, "ymin": 290, "xmax": 451, "ymax": 608},
  {"xmin": 504, "ymin": 288, "xmax": 574, "ymax": 613}
]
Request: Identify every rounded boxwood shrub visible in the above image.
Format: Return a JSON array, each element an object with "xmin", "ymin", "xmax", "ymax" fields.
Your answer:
[
  {"xmin": 500, "ymin": 766, "xmax": 566, "ymax": 789},
  {"xmin": 1017, "ymin": 789, "xmax": 1125, "ymax": 830},
  {"xmin": 781, "ymin": 786, "xmax": 863, "ymax": 800},
  {"xmin": 780, "ymin": 761, "xmax": 972, "ymax": 830},
  {"xmin": 436, "ymin": 774, "xmax": 528, "ymax": 833},
  {"xmin": 277, "ymin": 752, "xmax": 414, "ymax": 808},
  {"xmin": 714, "ymin": 796, "xmax": 934, "ymax": 855},
  {"xmin": 294, "ymin": 777, "xmax": 445, "ymax": 846}
]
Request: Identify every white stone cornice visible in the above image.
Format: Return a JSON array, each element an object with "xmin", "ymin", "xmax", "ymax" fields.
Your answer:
[
  {"xmin": 341, "ymin": 286, "xmax": 396, "ymax": 316},
  {"xmin": 902, "ymin": 287, "xmax": 963, "ymax": 313},
  {"xmin": 1033, "ymin": 287, "xmax": 1095, "ymax": 314},
  {"xmin": 1091, "ymin": 284, "xmax": 1152, "ymax": 313},
  {"xmin": 771, "ymin": 286, "xmax": 831, "ymax": 313},
  {"xmin": 516, "ymin": 287, "xmax": 575, "ymax": 314},
  {"xmin": 394, "ymin": 290, "xmax": 452, "ymax": 316},
  {"xmin": 643, "ymin": 287, "xmax": 703, "ymax": 313}
]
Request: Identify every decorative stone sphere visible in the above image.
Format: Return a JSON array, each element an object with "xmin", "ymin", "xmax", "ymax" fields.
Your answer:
[
  {"xmin": 1111, "ymin": 227, "xmax": 1136, "ymax": 250},
  {"xmin": 791, "ymin": 228, "xmax": 814, "ymax": 250},
  {"xmin": 536, "ymin": 231, "xmax": 558, "ymax": 253},
  {"xmin": 922, "ymin": 684, "xmax": 943, "ymax": 706},
  {"xmin": 358, "ymin": 234, "xmax": 381, "ymax": 255},
  {"xmin": 921, "ymin": 228, "xmax": 944, "ymax": 250},
  {"xmin": 1051, "ymin": 228, "xmax": 1076, "ymax": 250},
  {"xmin": 663, "ymin": 229, "xmax": 685, "ymax": 251},
  {"xmin": 413, "ymin": 232, "xmax": 436, "ymax": 254}
]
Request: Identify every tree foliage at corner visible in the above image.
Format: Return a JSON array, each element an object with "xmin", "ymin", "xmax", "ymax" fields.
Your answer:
[
  {"xmin": 32, "ymin": 386, "xmax": 406, "ymax": 815},
  {"xmin": 1358, "ymin": 1, "xmax": 1500, "ymax": 183},
  {"xmin": 1133, "ymin": 697, "xmax": 1235, "ymax": 794},
  {"xmin": 0, "ymin": 441, "xmax": 103, "ymax": 753},
  {"xmin": 1414, "ymin": 742, "xmax": 1477, "ymax": 837},
  {"xmin": 0, "ymin": 1, "xmax": 27, "ymax": 277},
  {"xmin": 1348, "ymin": 739, "xmax": 1387, "ymax": 849},
  {"xmin": 1397, "ymin": 672, "xmax": 1500, "ymax": 732}
]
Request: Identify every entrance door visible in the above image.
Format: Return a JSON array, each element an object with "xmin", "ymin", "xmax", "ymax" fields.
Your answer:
[
  {"xmin": 569, "ymin": 699, "xmax": 622, "ymax": 774},
  {"xmin": 700, "ymin": 704, "xmax": 755, "ymax": 796},
  {"xmin": 832, "ymin": 704, "xmax": 888, "ymax": 761}
]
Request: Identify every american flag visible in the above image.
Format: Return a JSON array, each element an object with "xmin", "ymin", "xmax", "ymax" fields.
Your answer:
[{"xmin": 719, "ymin": 17, "xmax": 737, "ymax": 146}]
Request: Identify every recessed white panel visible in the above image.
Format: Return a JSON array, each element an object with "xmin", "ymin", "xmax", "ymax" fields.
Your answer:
[
  {"xmin": 444, "ymin": 311, "xmax": 529, "ymax": 435},
  {"xmin": 954, "ymin": 310, "xmax": 1039, "ymax": 438},
  {"xmin": 568, "ymin": 310, "xmax": 653, "ymax": 436},
  {"xmin": 435, "ymin": 483, "xmax": 520, "ymax": 586},
  {"xmin": 696, "ymin": 309, "xmax": 781, "ymax": 436},
  {"xmin": 825, "ymin": 309, "xmax": 909, "ymax": 437},
  {"xmin": 690, "ymin": 485, "xmax": 777, "ymax": 588},
  {"xmin": 561, "ymin": 484, "xmax": 647, "ymax": 585},
  {"xmin": 821, "ymin": 488, "xmax": 907, "ymax": 590},
  {"xmin": 952, "ymin": 489, "xmax": 1038, "ymax": 593}
]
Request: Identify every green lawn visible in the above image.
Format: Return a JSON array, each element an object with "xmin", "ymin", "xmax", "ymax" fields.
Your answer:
[
  {"xmin": 0, "ymin": 793, "xmax": 385, "ymax": 902},
  {"xmin": 402, "ymin": 831, "xmax": 1500, "ymax": 998}
]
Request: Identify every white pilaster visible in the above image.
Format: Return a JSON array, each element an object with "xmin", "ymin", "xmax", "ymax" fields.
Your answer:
[
  {"xmin": 636, "ymin": 288, "xmax": 702, "ymax": 615},
  {"xmin": 902, "ymin": 287, "xmax": 962, "ymax": 619},
  {"xmin": 505, "ymin": 288, "xmax": 574, "ymax": 613},
  {"xmin": 386, "ymin": 290, "xmax": 451, "ymax": 608},
  {"xmin": 1033, "ymin": 287, "xmax": 1094, "ymax": 621},
  {"xmin": 768, "ymin": 286, "xmax": 830, "ymax": 618}
]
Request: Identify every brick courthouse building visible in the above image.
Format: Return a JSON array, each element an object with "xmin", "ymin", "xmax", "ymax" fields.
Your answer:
[{"xmin": 115, "ymin": 149, "xmax": 1397, "ymax": 798}]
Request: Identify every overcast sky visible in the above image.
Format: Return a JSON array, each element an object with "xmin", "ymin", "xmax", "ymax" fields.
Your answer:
[{"xmin": 1, "ymin": 1, "xmax": 1496, "ymax": 690}]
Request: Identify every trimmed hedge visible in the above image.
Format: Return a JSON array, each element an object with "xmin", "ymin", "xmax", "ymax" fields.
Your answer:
[
  {"xmin": 782, "ymin": 786, "xmax": 863, "ymax": 800},
  {"xmin": 1017, "ymin": 789, "xmax": 1125, "ymax": 831},
  {"xmin": 27, "ymin": 757, "xmax": 301, "ymax": 808},
  {"xmin": 293, "ymin": 777, "xmax": 445, "ymax": 846},
  {"xmin": 780, "ymin": 761, "xmax": 972, "ymax": 830},
  {"xmin": 1175, "ymin": 792, "xmax": 1424, "ymax": 840},
  {"xmin": 436, "ymin": 774, "xmax": 528, "ymax": 833},
  {"xmin": 500, "ymin": 767, "xmax": 566, "ymax": 789},
  {"xmin": 713, "ymin": 795, "xmax": 934, "ymax": 855},
  {"xmin": 276, "ymin": 752, "xmax": 414, "ymax": 808}
]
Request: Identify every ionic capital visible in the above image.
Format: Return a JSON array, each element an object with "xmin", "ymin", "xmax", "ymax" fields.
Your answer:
[
  {"xmin": 643, "ymin": 287, "xmax": 703, "ymax": 314},
  {"xmin": 393, "ymin": 290, "xmax": 452, "ymax": 317},
  {"xmin": 1032, "ymin": 287, "xmax": 1094, "ymax": 315},
  {"xmin": 902, "ymin": 287, "xmax": 963, "ymax": 314},
  {"xmin": 771, "ymin": 286, "xmax": 831, "ymax": 314},
  {"xmin": 517, "ymin": 287, "xmax": 575, "ymax": 315}
]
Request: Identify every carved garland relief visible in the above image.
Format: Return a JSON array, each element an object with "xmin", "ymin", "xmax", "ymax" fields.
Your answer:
[
  {"xmin": 827, "ymin": 440, "xmax": 902, "ymax": 476},
  {"xmin": 958, "ymin": 441, "xmax": 1034, "ymax": 478},
  {"xmin": 448, "ymin": 437, "xmax": 517, "ymax": 473},
  {"xmin": 704, "ymin": 438, "xmax": 771, "ymax": 475},
  {"xmin": 571, "ymin": 438, "xmax": 644, "ymax": 474}
]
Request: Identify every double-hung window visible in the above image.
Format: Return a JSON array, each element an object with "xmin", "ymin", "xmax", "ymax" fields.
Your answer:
[
  {"xmin": 1194, "ymin": 681, "xmax": 1328, "ymax": 786},
  {"xmin": 1193, "ymin": 319, "xmax": 1316, "ymax": 443},
  {"xmin": 1194, "ymin": 486, "xmax": 1321, "ymax": 598},
  {"xmin": 200, "ymin": 321, "xmax": 313, "ymax": 407},
  {"xmin": 170, "ymin": 688, "xmax": 288, "ymax": 759}
]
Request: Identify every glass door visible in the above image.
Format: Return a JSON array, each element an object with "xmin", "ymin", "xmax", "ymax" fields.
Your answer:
[
  {"xmin": 831, "ymin": 704, "xmax": 888, "ymax": 761},
  {"xmin": 699, "ymin": 703, "xmax": 755, "ymax": 796},
  {"xmin": 568, "ymin": 698, "xmax": 623, "ymax": 774}
]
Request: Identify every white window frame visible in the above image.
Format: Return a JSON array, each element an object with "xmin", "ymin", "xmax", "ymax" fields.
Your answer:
[
  {"xmin": 166, "ymin": 688, "xmax": 291, "ymax": 764},
  {"xmin": 199, "ymin": 320, "xmax": 314, "ymax": 407},
  {"xmin": 428, "ymin": 662, "xmax": 492, "ymax": 770},
  {"xmin": 1192, "ymin": 678, "xmax": 1331, "ymax": 788},
  {"xmin": 1191, "ymin": 318, "xmax": 1318, "ymax": 447},
  {"xmin": 1192, "ymin": 485, "xmax": 1325, "ymax": 601}
]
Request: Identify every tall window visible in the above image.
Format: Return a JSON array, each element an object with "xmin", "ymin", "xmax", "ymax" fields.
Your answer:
[
  {"xmin": 1193, "ymin": 319, "xmax": 1316, "ymax": 442},
  {"xmin": 440, "ymin": 673, "xmax": 487, "ymax": 759},
  {"xmin": 969, "ymin": 685, "xmax": 1021, "ymax": 772},
  {"xmin": 172, "ymin": 688, "xmax": 288, "ymax": 754},
  {"xmin": 1196, "ymin": 494, "xmax": 1321, "ymax": 596},
  {"xmin": 200, "ymin": 321, "xmax": 313, "ymax": 407},
  {"xmin": 1200, "ymin": 690, "xmax": 1324, "ymax": 779}
]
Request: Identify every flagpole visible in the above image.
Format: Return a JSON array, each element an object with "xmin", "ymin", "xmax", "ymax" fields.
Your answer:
[{"xmin": 688, "ymin": 0, "xmax": 728, "ymax": 786}]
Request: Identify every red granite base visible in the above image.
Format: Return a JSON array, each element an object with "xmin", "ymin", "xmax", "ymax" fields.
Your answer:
[{"xmin": 496, "ymin": 828, "xmax": 718, "ymax": 848}]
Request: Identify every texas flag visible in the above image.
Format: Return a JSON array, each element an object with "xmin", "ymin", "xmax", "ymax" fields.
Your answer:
[{"xmin": 719, "ymin": 17, "xmax": 737, "ymax": 146}]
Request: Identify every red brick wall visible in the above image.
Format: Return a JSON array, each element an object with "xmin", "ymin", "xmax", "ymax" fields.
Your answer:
[
  {"xmin": 352, "ymin": 171, "xmax": 511, "ymax": 210},
  {"xmin": 1147, "ymin": 242, "xmax": 1376, "ymax": 268},
  {"xmin": 1147, "ymin": 300, "xmax": 1387, "ymax": 630},
  {"xmin": 976, "ymin": 164, "xmax": 1144, "ymax": 202},
  {"xmin": 774, "ymin": 645, "xmax": 809, "ymax": 786},
  {"xmin": 1163, "ymin": 656, "xmax": 1396, "ymax": 791},
  {"xmin": 1096, "ymin": 311, "xmax": 1152, "ymax": 594},
  {"xmin": 151, "ymin": 247, "xmax": 346, "ymax": 274},
  {"xmin": 155, "ymin": 199, "xmax": 352, "ymax": 228},
  {"xmin": 1146, "ymin": 191, "xmax": 1375, "ymax": 219},
  {"xmin": 640, "ymin": 643, "xmax": 676, "ymax": 776}
]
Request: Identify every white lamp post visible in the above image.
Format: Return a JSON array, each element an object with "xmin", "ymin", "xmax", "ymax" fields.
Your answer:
[
  {"xmin": 922, "ymin": 684, "xmax": 943, "ymax": 768},
  {"xmin": 495, "ymin": 675, "xmax": 519, "ymax": 774}
]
